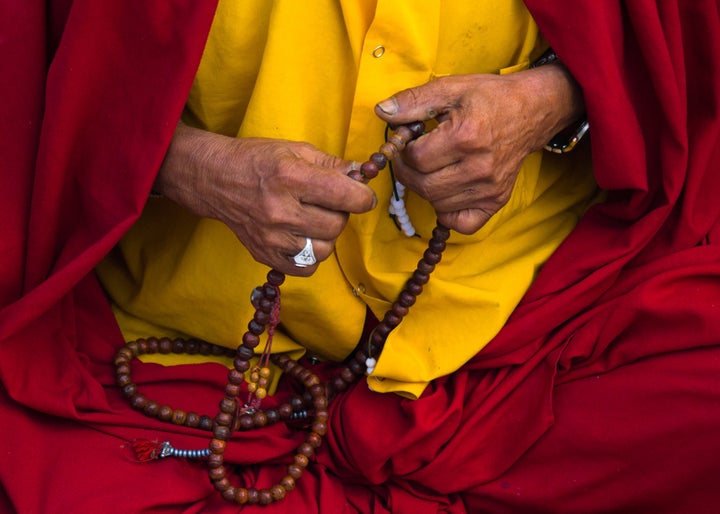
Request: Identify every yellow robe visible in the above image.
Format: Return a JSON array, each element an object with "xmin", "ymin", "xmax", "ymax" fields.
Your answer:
[{"xmin": 96, "ymin": 0, "xmax": 599, "ymax": 398}]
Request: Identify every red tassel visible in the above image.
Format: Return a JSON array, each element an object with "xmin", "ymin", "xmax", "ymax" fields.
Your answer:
[{"xmin": 129, "ymin": 439, "xmax": 164, "ymax": 461}]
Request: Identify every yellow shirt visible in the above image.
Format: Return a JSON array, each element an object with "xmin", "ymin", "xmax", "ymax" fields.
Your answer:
[{"xmin": 97, "ymin": 0, "xmax": 598, "ymax": 398}]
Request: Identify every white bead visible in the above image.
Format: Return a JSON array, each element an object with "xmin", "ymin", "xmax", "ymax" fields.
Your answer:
[{"xmin": 365, "ymin": 357, "xmax": 377, "ymax": 374}]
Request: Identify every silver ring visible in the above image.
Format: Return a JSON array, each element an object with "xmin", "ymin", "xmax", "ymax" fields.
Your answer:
[{"xmin": 293, "ymin": 237, "xmax": 316, "ymax": 267}]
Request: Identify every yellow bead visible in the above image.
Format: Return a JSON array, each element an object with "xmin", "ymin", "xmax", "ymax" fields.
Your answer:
[
  {"xmin": 258, "ymin": 377, "xmax": 269, "ymax": 389},
  {"xmin": 249, "ymin": 372, "xmax": 260, "ymax": 383},
  {"xmin": 255, "ymin": 388, "xmax": 267, "ymax": 399},
  {"xmin": 259, "ymin": 367, "xmax": 271, "ymax": 378},
  {"xmin": 247, "ymin": 382, "xmax": 258, "ymax": 393}
]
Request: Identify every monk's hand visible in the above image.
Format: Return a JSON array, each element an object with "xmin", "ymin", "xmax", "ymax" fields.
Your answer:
[
  {"xmin": 374, "ymin": 64, "xmax": 584, "ymax": 234},
  {"xmin": 154, "ymin": 122, "xmax": 376, "ymax": 276}
]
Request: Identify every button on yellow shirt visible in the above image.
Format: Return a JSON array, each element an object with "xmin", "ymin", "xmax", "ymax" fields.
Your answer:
[{"xmin": 97, "ymin": 0, "xmax": 598, "ymax": 398}]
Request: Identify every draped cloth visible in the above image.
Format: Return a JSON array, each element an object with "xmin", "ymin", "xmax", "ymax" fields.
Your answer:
[{"xmin": 1, "ymin": 1, "xmax": 719, "ymax": 512}]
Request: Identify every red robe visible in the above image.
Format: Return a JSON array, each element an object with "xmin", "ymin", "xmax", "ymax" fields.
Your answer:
[{"xmin": 1, "ymin": 1, "xmax": 719, "ymax": 512}]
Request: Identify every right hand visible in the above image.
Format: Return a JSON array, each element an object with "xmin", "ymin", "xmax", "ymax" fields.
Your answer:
[{"xmin": 154, "ymin": 121, "xmax": 377, "ymax": 276}]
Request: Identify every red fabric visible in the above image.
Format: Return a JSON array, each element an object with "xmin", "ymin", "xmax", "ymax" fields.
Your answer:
[{"xmin": 2, "ymin": 1, "xmax": 720, "ymax": 513}]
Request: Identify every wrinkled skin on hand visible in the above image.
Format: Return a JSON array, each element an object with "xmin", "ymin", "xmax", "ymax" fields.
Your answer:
[
  {"xmin": 155, "ymin": 122, "xmax": 377, "ymax": 276},
  {"xmin": 374, "ymin": 64, "xmax": 584, "ymax": 234}
]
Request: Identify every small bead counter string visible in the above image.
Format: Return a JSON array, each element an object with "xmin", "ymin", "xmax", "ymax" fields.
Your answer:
[{"xmin": 114, "ymin": 121, "xmax": 452, "ymax": 506}]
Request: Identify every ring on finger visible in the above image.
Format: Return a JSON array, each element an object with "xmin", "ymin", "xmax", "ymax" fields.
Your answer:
[{"xmin": 292, "ymin": 237, "xmax": 317, "ymax": 267}]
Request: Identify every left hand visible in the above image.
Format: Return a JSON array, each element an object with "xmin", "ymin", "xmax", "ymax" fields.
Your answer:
[{"xmin": 374, "ymin": 64, "xmax": 584, "ymax": 234}]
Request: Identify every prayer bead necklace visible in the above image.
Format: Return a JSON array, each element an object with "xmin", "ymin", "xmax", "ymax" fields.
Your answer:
[{"xmin": 114, "ymin": 121, "xmax": 451, "ymax": 506}]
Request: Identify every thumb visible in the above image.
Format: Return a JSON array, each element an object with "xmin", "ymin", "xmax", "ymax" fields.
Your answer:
[{"xmin": 374, "ymin": 81, "xmax": 450, "ymax": 124}]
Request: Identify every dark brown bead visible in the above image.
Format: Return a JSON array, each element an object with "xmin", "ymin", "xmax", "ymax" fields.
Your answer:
[
  {"xmin": 233, "ymin": 358, "xmax": 251, "ymax": 373},
  {"xmin": 186, "ymin": 412, "xmax": 201, "ymax": 427},
  {"xmin": 209, "ymin": 439, "xmax": 227, "ymax": 454},
  {"xmin": 247, "ymin": 320, "xmax": 264, "ymax": 336},
  {"xmin": 236, "ymin": 346, "xmax": 255, "ymax": 361},
  {"xmin": 310, "ymin": 384, "xmax": 325, "ymax": 398},
  {"xmin": 171, "ymin": 339, "xmax": 185, "ymax": 353},
  {"xmin": 429, "ymin": 238, "xmax": 446, "ymax": 254},
  {"xmin": 393, "ymin": 124, "xmax": 413, "ymax": 142},
  {"xmin": 136, "ymin": 339, "xmax": 148, "ymax": 355},
  {"xmin": 294, "ymin": 453, "xmax": 309, "ymax": 468},
  {"xmin": 382, "ymin": 312, "xmax": 402, "ymax": 328},
  {"xmin": 340, "ymin": 367, "xmax": 356, "ymax": 384},
  {"xmin": 412, "ymin": 270, "xmax": 430, "ymax": 285},
  {"xmin": 213, "ymin": 477, "xmax": 231, "ymax": 492},
  {"xmin": 242, "ymin": 332, "xmax": 260, "ymax": 348},
  {"xmin": 280, "ymin": 475, "xmax": 296, "ymax": 491},
  {"xmin": 235, "ymin": 487, "xmax": 249, "ymax": 505},
  {"xmin": 307, "ymin": 432, "xmax": 323, "ymax": 448},
  {"xmin": 221, "ymin": 486, "xmax": 237, "ymax": 502},
  {"xmin": 399, "ymin": 291, "xmax": 417, "ymax": 307},
  {"xmin": 228, "ymin": 369, "xmax": 245, "ymax": 385},
  {"xmin": 225, "ymin": 383, "xmax": 241, "ymax": 398},
  {"xmin": 115, "ymin": 363, "xmax": 131, "ymax": 376},
  {"xmin": 391, "ymin": 302, "xmax": 409, "ymax": 318},
  {"xmin": 267, "ymin": 269, "xmax": 285, "ymax": 286},
  {"xmin": 215, "ymin": 412, "xmax": 234, "ymax": 427},
  {"xmin": 171, "ymin": 409, "xmax": 187, "ymax": 426},
  {"xmin": 417, "ymin": 260, "xmax": 435, "ymax": 275},
  {"xmin": 158, "ymin": 337, "xmax": 172, "ymax": 354},
  {"xmin": 262, "ymin": 285, "xmax": 277, "ymax": 300},
  {"xmin": 185, "ymin": 339, "xmax": 199, "ymax": 354},
  {"xmin": 354, "ymin": 350, "xmax": 368, "ymax": 363},
  {"xmin": 270, "ymin": 484, "xmax": 286, "ymax": 501},
  {"xmin": 260, "ymin": 298, "xmax": 274, "ymax": 313},
  {"xmin": 348, "ymin": 359, "xmax": 364, "ymax": 375},
  {"xmin": 313, "ymin": 395, "xmax": 328, "ymax": 410},
  {"xmin": 273, "ymin": 353, "xmax": 290, "ymax": 367},
  {"xmin": 207, "ymin": 453, "xmax": 224, "ymax": 468},
  {"xmin": 209, "ymin": 466, "xmax": 226, "ymax": 480},
  {"xmin": 258, "ymin": 489, "xmax": 273, "ymax": 505},
  {"xmin": 287, "ymin": 464, "xmax": 303, "ymax": 480},
  {"xmin": 143, "ymin": 400, "xmax": 159, "ymax": 417},
  {"xmin": 278, "ymin": 403, "xmax": 293, "ymax": 420},
  {"xmin": 432, "ymin": 223, "xmax": 451, "ymax": 241},
  {"xmin": 115, "ymin": 348, "xmax": 133, "ymax": 362},
  {"xmin": 213, "ymin": 425, "xmax": 231, "ymax": 441},
  {"xmin": 311, "ymin": 421, "xmax": 327, "ymax": 436},
  {"xmin": 146, "ymin": 336, "xmax": 160, "ymax": 349},
  {"xmin": 219, "ymin": 397, "xmax": 237, "ymax": 414},
  {"xmin": 122, "ymin": 383, "xmax": 137, "ymax": 398},
  {"xmin": 115, "ymin": 374, "xmax": 132, "ymax": 387},
  {"xmin": 360, "ymin": 161, "xmax": 379, "ymax": 179},
  {"xmin": 210, "ymin": 344, "xmax": 227, "ymax": 356},
  {"xmin": 199, "ymin": 415, "xmax": 214, "ymax": 431},
  {"xmin": 113, "ymin": 354, "xmax": 129, "ymax": 367},
  {"xmin": 375, "ymin": 323, "xmax": 392, "ymax": 337},
  {"xmin": 406, "ymin": 281, "xmax": 423, "ymax": 296},
  {"xmin": 407, "ymin": 121, "xmax": 426, "ymax": 138},
  {"xmin": 198, "ymin": 341, "xmax": 211, "ymax": 355},
  {"xmin": 157, "ymin": 405, "xmax": 173, "ymax": 422},
  {"xmin": 252, "ymin": 411, "xmax": 268, "ymax": 427},
  {"xmin": 253, "ymin": 310, "xmax": 269, "ymax": 325},
  {"xmin": 423, "ymin": 248, "xmax": 442, "ymax": 265},
  {"xmin": 369, "ymin": 152, "xmax": 388, "ymax": 169},
  {"xmin": 331, "ymin": 375, "xmax": 348, "ymax": 392},
  {"xmin": 130, "ymin": 393, "xmax": 147, "ymax": 410},
  {"xmin": 125, "ymin": 341, "xmax": 139, "ymax": 356},
  {"xmin": 237, "ymin": 414, "xmax": 255, "ymax": 431},
  {"xmin": 283, "ymin": 359, "xmax": 297, "ymax": 373},
  {"xmin": 247, "ymin": 488, "xmax": 260, "ymax": 505},
  {"xmin": 298, "ymin": 443, "xmax": 314, "ymax": 458}
]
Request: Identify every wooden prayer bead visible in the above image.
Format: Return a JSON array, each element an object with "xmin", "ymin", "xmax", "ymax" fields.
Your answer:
[
  {"xmin": 157, "ymin": 405, "xmax": 173, "ymax": 422},
  {"xmin": 171, "ymin": 409, "xmax": 187, "ymax": 425}
]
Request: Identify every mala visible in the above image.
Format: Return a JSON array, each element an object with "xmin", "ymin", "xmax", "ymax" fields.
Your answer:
[{"xmin": 113, "ymin": 121, "xmax": 452, "ymax": 506}]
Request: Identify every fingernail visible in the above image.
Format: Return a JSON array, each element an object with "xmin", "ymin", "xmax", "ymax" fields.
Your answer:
[
  {"xmin": 371, "ymin": 193, "xmax": 378, "ymax": 209},
  {"xmin": 376, "ymin": 98, "xmax": 398, "ymax": 116}
]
